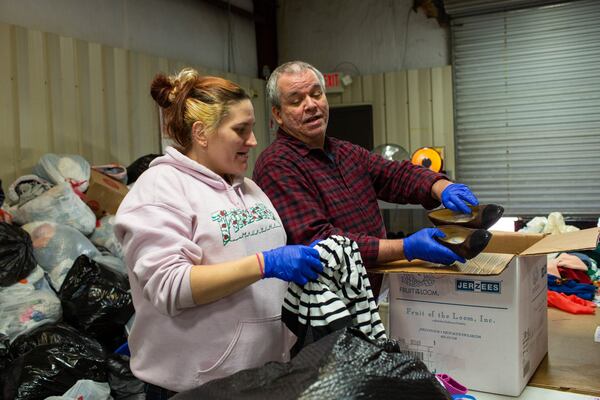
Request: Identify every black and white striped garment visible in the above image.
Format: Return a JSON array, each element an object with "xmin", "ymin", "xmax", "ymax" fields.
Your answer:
[{"xmin": 282, "ymin": 235, "xmax": 386, "ymax": 352}]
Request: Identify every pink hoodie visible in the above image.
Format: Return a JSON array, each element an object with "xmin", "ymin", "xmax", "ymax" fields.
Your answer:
[{"xmin": 115, "ymin": 147, "xmax": 294, "ymax": 392}]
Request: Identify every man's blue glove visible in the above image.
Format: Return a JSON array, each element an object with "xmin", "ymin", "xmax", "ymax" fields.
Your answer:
[
  {"xmin": 263, "ymin": 245, "xmax": 323, "ymax": 286},
  {"xmin": 403, "ymin": 228, "xmax": 466, "ymax": 265},
  {"xmin": 441, "ymin": 183, "xmax": 479, "ymax": 214}
]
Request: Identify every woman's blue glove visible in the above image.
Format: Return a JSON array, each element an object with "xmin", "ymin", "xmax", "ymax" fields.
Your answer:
[
  {"xmin": 403, "ymin": 228, "xmax": 466, "ymax": 265},
  {"xmin": 441, "ymin": 183, "xmax": 479, "ymax": 214},
  {"xmin": 262, "ymin": 245, "xmax": 323, "ymax": 286}
]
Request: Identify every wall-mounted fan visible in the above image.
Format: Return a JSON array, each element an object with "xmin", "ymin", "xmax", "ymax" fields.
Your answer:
[
  {"xmin": 372, "ymin": 143, "xmax": 410, "ymax": 162},
  {"xmin": 411, "ymin": 147, "xmax": 443, "ymax": 173}
]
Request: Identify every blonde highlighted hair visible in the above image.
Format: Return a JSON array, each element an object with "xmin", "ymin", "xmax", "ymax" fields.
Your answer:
[{"xmin": 151, "ymin": 68, "xmax": 250, "ymax": 150}]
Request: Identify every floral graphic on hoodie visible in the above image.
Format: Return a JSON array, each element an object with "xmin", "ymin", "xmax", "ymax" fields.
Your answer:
[{"xmin": 211, "ymin": 203, "xmax": 281, "ymax": 246}]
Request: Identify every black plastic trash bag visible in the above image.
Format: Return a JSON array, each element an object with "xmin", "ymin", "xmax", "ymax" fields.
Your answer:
[
  {"xmin": 3, "ymin": 325, "xmax": 106, "ymax": 400},
  {"xmin": 0, "ymin": 223, "xmax": 36, "ymax": 287},
  {"xmin": 172, "ymin": 328, "xmax": 451, "ymax": 400},
  {"xmin": 9, "ymin": 323, "xmax": 103, "ymax": 361},
  {"xmin": 58, "ymin": 255, "xmax": 134, "ymax": 350},
  {"xmin": 0, "ymin": 333, "xmax": 9, "ymax": 371},
  {"xmin": 106, "ymin": 353, "xmax": 145, "ymax": 400},
  {"xmin": 0, "ymin": 334, "xmax": 8, "ymax": 400},
  {"xmin": 126, "ymin": 154, "xmax": 161, "ymax": 185}
]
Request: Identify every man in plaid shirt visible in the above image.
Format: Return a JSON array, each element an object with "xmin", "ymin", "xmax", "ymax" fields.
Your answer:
[{"xmin": 253, "ymin": 61, "xmax": 478, "ymax": 296}]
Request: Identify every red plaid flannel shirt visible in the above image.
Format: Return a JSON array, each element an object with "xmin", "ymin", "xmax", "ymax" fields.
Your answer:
[{"xmin": 253, "ymin": 130, "xmax": 446, "ymax": 293}]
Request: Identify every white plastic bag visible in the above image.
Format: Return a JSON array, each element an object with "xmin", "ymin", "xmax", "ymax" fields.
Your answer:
[
  {"xmin": 22, "ymin": 221, "xmax": 100, "ymax": 290},
  {"xmin": 519, "ymin": 216, "xmax": 547, "ymax": 233},
  {"xmin": 6, "ymin": 174, "xmax": 53, "ymax": 206},
  {"xmin": 11, "ymin": 183, "xmax": 96, "ymax": 235},
  {"xmin": 518, "ymin": 212, "xmax": 579, "ymax": 234},
  {"xmin": 543, "ymin": 212, "xmax": 580, "ymax": 234},
  {"xmin": 89, "ymin": 215, "xmax": 124, "ymax": 258},
  {"xmin": 45, "ymin": 379, "xmax": 112, "ymax": 400},
  {"xmin": 33, "ymin": 153, "xmax": 91, "ymax": 192},
  {"xmin": 0, "ymin": 266, "xmax": 62, "ymax": 342}
]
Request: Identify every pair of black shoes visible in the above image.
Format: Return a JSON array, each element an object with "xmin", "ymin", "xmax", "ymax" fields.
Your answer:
[{"xmin": 427, "ymin": 204, "xmax": 504, "ymax": 260}]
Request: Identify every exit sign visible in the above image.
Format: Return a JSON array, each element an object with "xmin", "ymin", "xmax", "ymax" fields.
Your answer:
[{"xmin": 323, "ymin": 72, "xmax": 344, "ymax": 93}]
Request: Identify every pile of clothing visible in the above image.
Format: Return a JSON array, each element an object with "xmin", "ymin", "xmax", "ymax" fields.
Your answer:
[
  {"xmin": 519, "ymin": 213, "xmax": 599, "ymax": 314},
  {"xmin": 0, "ymin": 152, "xmax": 158, "ymax": 400},
  {"xmin": 547, "ymin": 251, "xmax": 599, "ymax": 314}
]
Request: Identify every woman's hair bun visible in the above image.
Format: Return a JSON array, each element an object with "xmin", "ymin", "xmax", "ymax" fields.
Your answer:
[
  {"xmin": 151, "ymin": 69, "xmax": 200, "ymax": 108},
  {"xmin": 150, "ymin": 74, "xmax": 176, "ymax": 108}
]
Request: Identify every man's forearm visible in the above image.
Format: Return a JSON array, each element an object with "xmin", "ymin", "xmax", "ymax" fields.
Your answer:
[
  {"xmin": 376, "ymin": 239, "xmax": 407, "ymax": 263},
  {"xmin": 431, "ymin": 179, "xmax": 453, "ymax": 201}
]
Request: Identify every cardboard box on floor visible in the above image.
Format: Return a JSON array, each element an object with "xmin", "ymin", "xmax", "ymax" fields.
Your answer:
[
  {"xmin": 372, "ymin": 228, "xmax": 599, "ymax": 396},
  {"xmin": 85, "ymin": 169, "xmax": 129, "ymax": 218}
]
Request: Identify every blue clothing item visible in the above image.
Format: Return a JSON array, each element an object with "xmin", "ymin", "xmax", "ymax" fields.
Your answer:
[
  {"xmin": 114, "ymin": 341, "xmax": 130, "ymax": 357},
  {"xmin": 548, "ymin": 274, "xmax": 597, "ymax": 301}
]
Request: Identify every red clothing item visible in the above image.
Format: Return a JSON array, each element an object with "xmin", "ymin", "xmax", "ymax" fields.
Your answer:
[
  {"xmin": 547, "ymin": 291, "xmax": 596, "ymax": 314},
  {"xmin": 558, "ymin": 266, "xmax": 593, "ymax": 284},
  {"xmin": 254, "ymin": 130, "xmax": 447, "ymax": 295}
]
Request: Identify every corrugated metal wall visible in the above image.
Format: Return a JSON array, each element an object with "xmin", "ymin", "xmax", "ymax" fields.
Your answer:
[
  {"xmin": 452, "ymin": 0, "xmax": 600, "ymax": 216},
  {"xmin": 444, "ymin": 0, "xmax": 563, "ymax": 17},
  {"xmin": 0, "ymin": 22, "xmax": 269, "ymax": 187}
]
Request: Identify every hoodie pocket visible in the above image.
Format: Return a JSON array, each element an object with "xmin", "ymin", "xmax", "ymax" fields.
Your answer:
[{"xmin": 196, "ymin": 315, "xmax": 289, "ymax": 382}]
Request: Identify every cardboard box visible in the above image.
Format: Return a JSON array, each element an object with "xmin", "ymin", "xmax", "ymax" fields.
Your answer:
[
  {"xmin": 372, "ymin": 228, "xmax": 599, "ymax": 396},
  {"xmin": 85, "ymin": 169, "xmax": 129, "ymax": 218}
]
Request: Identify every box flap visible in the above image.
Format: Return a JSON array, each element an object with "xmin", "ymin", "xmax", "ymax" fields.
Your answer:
[
  {"xmin": 484, "ymin": 231, "xmax": 545, "ymax": 254},
  {"xmin": 370, "ymin": 252, "xmax": 515, "ymax": 276},
  {"xmin": 521, "ymin": 227, "xmax": 599, "ymax": 255}
]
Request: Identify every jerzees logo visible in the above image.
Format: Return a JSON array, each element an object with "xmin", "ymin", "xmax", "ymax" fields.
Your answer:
[{"xmin": 456, "ymin": 279, "xmax": 501, "ymax": 294}]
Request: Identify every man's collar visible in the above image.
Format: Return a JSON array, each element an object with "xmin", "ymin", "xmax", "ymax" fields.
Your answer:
[
  {"xmin": 276, "ymin": 128, "xmax": 311, "ymax": 156},
  {"xmin": 277, "ymin": 127, "xmax": 333, "ymax": 156}
]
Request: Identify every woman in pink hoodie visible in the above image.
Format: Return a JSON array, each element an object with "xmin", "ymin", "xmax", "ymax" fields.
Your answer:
[{"xmin": 115, "ymin": 68, "xmax": 323, "ymax": 399}]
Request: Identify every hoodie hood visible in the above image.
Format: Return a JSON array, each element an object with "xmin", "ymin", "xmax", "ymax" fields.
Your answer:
[
  {"xmin": 151, "ymin": 146, "xmax": 245, "ymax": 191},
  {"xmin": 150, "ymin": 146, "xmax": 247, "ymax": 207}
]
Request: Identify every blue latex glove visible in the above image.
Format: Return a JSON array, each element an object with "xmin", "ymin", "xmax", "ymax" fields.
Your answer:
[
  {"xmin": 441, "ymin": 183, "xmax": 479, "ymax": 214},
  {"xmin": 403, "ymin": 228, "xmax": 466, "ymax": 265},
  {"xmin": 263, "ymin": 245, "xmax": 323, "ymax": 285}
]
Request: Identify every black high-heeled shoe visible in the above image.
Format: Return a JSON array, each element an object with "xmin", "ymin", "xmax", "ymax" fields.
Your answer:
[
  {"xmin": 427, "ymin": 204, "xmax": 504, "ymax": 230},
  {"xmin": 435, "ymin": 225, "xmax": 493, "ymax": 260}
]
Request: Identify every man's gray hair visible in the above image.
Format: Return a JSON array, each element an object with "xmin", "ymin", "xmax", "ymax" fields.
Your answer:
[{"xmin": 266, "ymin": 61, "xmax": 326, "ymax": 108}]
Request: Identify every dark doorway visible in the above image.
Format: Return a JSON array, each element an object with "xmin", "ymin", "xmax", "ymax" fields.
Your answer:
[{"xmin": 326, "ymin": 104, "xmax": 374, "ymax": 151}]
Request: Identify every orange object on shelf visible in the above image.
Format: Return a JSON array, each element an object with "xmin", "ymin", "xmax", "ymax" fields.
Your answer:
[{"xmin": 411, "ymin": 147, "xmax": 443, "ymax": 172}]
